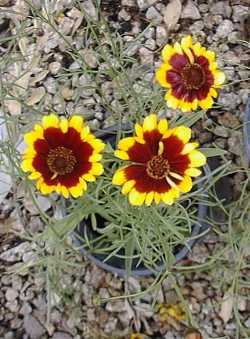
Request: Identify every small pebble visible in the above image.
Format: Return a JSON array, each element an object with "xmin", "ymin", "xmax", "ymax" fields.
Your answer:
[{"xmin": 5, "ymin": 288, "xmax": 18, "ymax": 302}]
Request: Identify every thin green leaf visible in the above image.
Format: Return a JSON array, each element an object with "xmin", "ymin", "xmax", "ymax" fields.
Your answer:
[{"xmin": 199, "ymin": 147, "xmax": 227, "ymax": 157}]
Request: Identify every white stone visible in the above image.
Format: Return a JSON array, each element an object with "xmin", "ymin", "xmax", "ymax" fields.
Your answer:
[
  {"xmin": 216, "ymin": 20, "xmax": 234, "ymax": 38},
  {"xmin": 210, "ymin": 1, "xmax": 232, "ymax": 18},
  {"xmin": 81, "ymin": 49, "xmax": 98, "ymax": 68},
  {"xmin": 82, "ymin": 0, "xmax": 97, "ymax": 20},
  {"xmin": 118, "ymin": 8, "xmax": 131, "ymax": 21},
  {"xmin": 139, "ymin": 47, "xmax": 154, "ymax": 65},
  {"xmin": 136, "ymin": 0, "xmax": 157, "ymax": 10},
  {"xmin": 24, "ymin": 315, "xmax": 46, "ymax": 339},
  {"xmin": 232, "ymin": 5, "xmax": 249, "ymax": 22},
  {"xmin": 163, "ymin": 0, "xmax": 182, "ymax": 31},
  {"xmin": 146, "ymin": 6, "xmax": 162, "ymax": 23},
  {"xmin": 156, "ymin": 26, "xmax": 167, "ymax": 46},
  {"xmin": 181, "ymin": 0, "xmax": 201, "ymax": 20},
  {"xmin": 49, "ymin": 62, "xmax": 61, "ymax": 75},
  {"xmin": 5, "ymin": 288, "xmax": 18, "ymax": 301}
]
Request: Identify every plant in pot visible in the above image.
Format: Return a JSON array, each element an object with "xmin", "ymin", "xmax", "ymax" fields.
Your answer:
[{"xmin": 21, "ymin": 112, "xmax": 220, "ymax": 277}]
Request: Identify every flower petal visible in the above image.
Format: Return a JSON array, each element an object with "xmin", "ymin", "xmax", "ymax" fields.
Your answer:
[
  {"xmin": 112, "ymin": 167, "xmax": 127, "ymax": 185},
  {"xmin": 143, "ymin": 114, "xmax": 158, "ymax": 132},
  {"xmin": 145, "ymin": 192, "xmax": 154, "ymax": 206},
  {"xmin": 165, "ymin": 91, "xmax": 179, "ymax": 109},
  {"xmin": 161, "ymin": 192, "xmax": 174, "ymax": 205},
  {"xmin": 83, "ymin": 173, "xmax": 96, "ymax": 182},
  {"xmin": 69, "ymin": 115, "xmax": 84, "ymax": 131},
  {"xmin": 181, "ymin": 142, "xmax": 199, "ymax": 155},
  {"xmin": 90, "ymin": 139, "xmax": 105, "ymax": 152},
  {"xmin": 155, "ymin": 64, "xmax": 171, "ymax": 88},
  {"xmin": 61, "ymin": 186, "xmax": 69, "ymax": 198},
  {"xmin": 188, "ymin": 150, "xmax": 206, "ymax": 167},
  {"xmin": 135, "ymin": 123, "xmax": 144, "ymax": 139},
  {"xmin": 185, "ymin": 168, "xmax": 202, "ymax": 177},
  {"xmin": 90, "ymin": 163, "xmax": 104, "ymax": 176},
  {"xmin": 81, "ymin": 126, "xmax": 90, "ymax": 140},
  {"xmin": 28, "ymin": 171, "xmax": 41, "ymax": 180},
  {"xmin": 158, "ymin": 119, "xmax": 168, "ymax": 134},
  {"xmin": 89, "ymin": 154, "xmax": 102, "ymax": 162},
  {"xmin": 60, "ymin": 117, "xmax": 69, "ymax": 133},
  {"xmin": 199, "ymin": 96, "xmax": 214, "ymax": 110},
  {"xmin": 24, "ymin": 131, "xmax": 40, "ymax": 146},
  {"xmin": 69, "ymin": 183, "xmax": 85, "ymax": 198},
  {"xmin": 129, "ymin": 189, "xmax": 146, "ymax": 206},
  {"xmin": 174, "ymin": 42, "xmax": 183, "ymax": 55},
  {"xmin": 178, "ymin": 175, "xmax": 192, "ymax": 193},
  {"xmin": 181, "ymin": 35, "xmax": 192, "ymax": 49},
  {"xmin": 21, "ymin": 159, "xmax": 34, "ymax": 172},
  {"xmin": 118, "ymin": 137, "xmax": 135, "ymax": 151},
  {"xmin": 121, "ymin": 180, "xmax": 135, "ymax": 194},
  {"xmin": 154, "ymin": 192, "xmax": 161, "ymax": 204},
  {"xmin": 213, "ymin": 70, "xmax": 226, "ymax": 87},
  {"xmin": 42, "ymin": 114, "xmax": 59, "ymax": 129},
  {"xmin": 172, "ymin": 126, "xmax": 191, "ymax": 144},
  {"xmin": 161, "ymin": 44, "xmax": 175, "ymax": 62},
  {"xmin": 40, "ymin": 182, "xmax": 55, "ymax": 195},
  {"xmin": 114, "ymin": 150, "xmax": 129, "ymax": 160}
]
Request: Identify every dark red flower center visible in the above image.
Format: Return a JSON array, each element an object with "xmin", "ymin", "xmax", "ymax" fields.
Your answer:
[
  {"xmin": 146, "ymin": 155, "xmax": 170, "ymax": 180},
  {"xmin": 47, "ymin": 146, "xmax": 77, "ymax": 176},
  {"xmin": 181, "ymin": 63, "xmax": 205, "ymax": 90}
]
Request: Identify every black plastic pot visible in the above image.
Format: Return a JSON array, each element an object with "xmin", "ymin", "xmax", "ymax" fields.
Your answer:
[
  {"xmin": 72, "ymin": 126, "xmax": 210, "ymax": 277},
  {"xmin": 244, "ymin": 98, "xmax": 250, "ymax": 164}
]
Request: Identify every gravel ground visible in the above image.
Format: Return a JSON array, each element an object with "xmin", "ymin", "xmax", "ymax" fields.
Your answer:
[{"xmin": 0, "ymin": 0, "xmax": 250, "ymax": 338}]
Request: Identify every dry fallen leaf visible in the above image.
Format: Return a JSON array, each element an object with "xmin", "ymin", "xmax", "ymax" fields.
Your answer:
[
  {"xmin": 18, "ymin": 37, "xmax": 28, "ymax": 57},
  {"xmin": 185, "ymin": 329, "xmax": 203, "ymax": 339},
  {"xmin": 4, "ymin": 69, "xmax": 32, "ymax": 115},
  {"xmin": 0, "ymin": 119, "xmax": 12, "ymax": 202},
  {"xmin": 15, "ymin": 71, "xmax": 32, "ymax": 95},
  {"xmin": 219, "ymin": 293, "xmax": 234, "ymax": 323},
  {"xmin": 68, "ymin": 8, "xmax": 84, "ymax": 35},
  {"xmin": 163, "ymin": 0, "xmax": 182, "ymax": 31},
  {"xmin": 4, "ymin": 99, "xmax": 21, "ymax": 116},
  {"xmin": 30, "ymin": 70, "xmax": 50, "ymax": 86},
  {"xmin": 27, "ymin": 87, "xmax": 46, "ymax": 106},
  {"xmin": 12, "ymin": 0, "xmax": 29, "ymax": 21},
  {"xmin": 0, "ymin": 169, "xmax": 12, "ymax": 204}
]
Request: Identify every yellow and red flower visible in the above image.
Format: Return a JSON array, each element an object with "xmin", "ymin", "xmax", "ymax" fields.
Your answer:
[
  {"xmin": 156, "ymin": 35, "xmax": 225, "ymax": 112},
  {"xmin": 158, "ymin": 303, "xmax": 186, "ymax": 322},
  {"xmin": 112, "ymin": 114, "xmax": 206, "ymax": 206},
  {"xmin": 21, "ymin": 114, "xmax": 105, "ymax": 198},
  {"xmin": 130, "ymin": 334, "xmax": 143, "ymax": 339}
]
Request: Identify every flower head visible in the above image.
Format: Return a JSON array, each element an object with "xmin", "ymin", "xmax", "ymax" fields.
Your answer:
[
  {"xmin": 130, "ymin": 334, "xmax": 143, "ymax": 339},
  {"xmin": 159, "ymin": 303, "xmax": 186, "ymax": 322},
  {"xmin": 156, "ymin": 35, "xmax": 225, "ymax": 112},
  {"xmin": 21, "ymin": 114, "xmax": 105, "ymax": 198},
  {"xmin": 112, "ymin": 114, "xmax": 206, "ymax": 206}
]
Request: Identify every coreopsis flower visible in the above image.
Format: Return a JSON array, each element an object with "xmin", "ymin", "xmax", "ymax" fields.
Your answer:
[
  {"xmin": 156, "ymin": 35, "xmax": 225, "ymax": 112},
  {"xmin": 112, "ymin": 114, "xmax": 206, "ymax": 206},
  {"xmin": 159, "ymin": 303, "xmax": 186, "ymax": 322},
  {"xmin": 21, "ymin": 114, "xmax": 105, "ymax": 198},
  {"xmin": 130, "ymin": 334, "xmax": 143, "ymax": 339}
]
